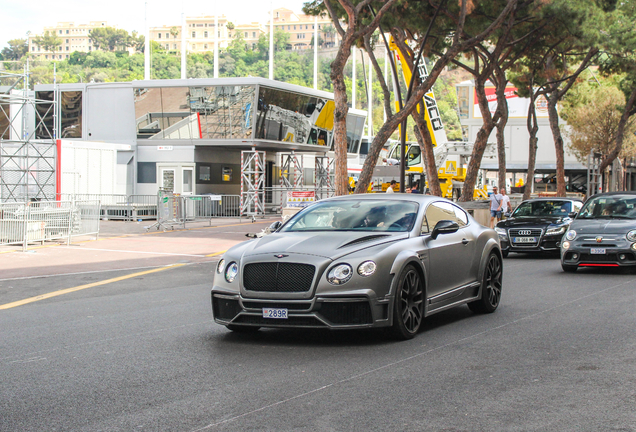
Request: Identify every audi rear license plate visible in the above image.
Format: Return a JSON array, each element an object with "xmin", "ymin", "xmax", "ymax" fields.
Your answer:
[
  {"xmin": 513, "ymin": 237, "xmax": 536, "ymax": 243},
  {"xmin": 590, "ymin": 248, "xmax": 606, "ymax": 254},
  {"xmin": 263, "ymin": 308, "xmax": 288, "ymax": 319}
]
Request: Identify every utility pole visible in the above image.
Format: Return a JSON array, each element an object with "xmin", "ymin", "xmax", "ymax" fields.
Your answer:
[
  {"xmin": 269, "ymin": 0, "xmax": 274, "ymax": 80},
  {"xmin": 180, "ymin": 12, "xmax": 186, "ymax": 79},
  {"xmin": 144, "ymin": 1, "xmax": 150, "ymax": 80},
  {"xmin": 214, "ymin": 0, "xmax": 219, "ymax": 78},
  {"xmin": 313, "ymin": 16, "xmax": 318, "ymax": 89}
]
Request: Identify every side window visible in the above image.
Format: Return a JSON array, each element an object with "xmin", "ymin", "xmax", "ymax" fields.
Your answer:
[
  {"xmin": 452, "ymin": 204, "xmax": 468, "ymax": 226},
  {"xmin": 424, "ymin": 202, "xmax": 457, "ymax": 234},
  {"xmin": 573, "ymin": 201, "xmax": 582, "ymax": 213}
]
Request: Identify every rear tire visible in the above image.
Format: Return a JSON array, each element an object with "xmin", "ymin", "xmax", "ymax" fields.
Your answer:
[
  {"xmin": 468, "ymin": 253, "xmax": 502, "ymax": 314},
  {"xmin": 226, "ymin": 324, "xmax": 260, "ymax": 333},
  {"xmin": 389, "ymin": 264, "xmax": 425, "ymax": 340},
  {"xmin": 561, "ymin": 264, "xmax": 577, "ymax": 273}
]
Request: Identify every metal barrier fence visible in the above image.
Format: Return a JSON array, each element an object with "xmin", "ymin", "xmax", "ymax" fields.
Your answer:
[
  {"xmin": 61, "ymin": 194, "xmax": 157, "ymax": 221},
  {"xmin": 0, "ymin": 200, "xmax": 101, "ymax": 251},
  {"xmin": 146, "ymin": 192, "xmax": 242, "ymax": 231},
  {"xmin": 263, "ymin": 186, "xmax": 335, "ymax": 215}
]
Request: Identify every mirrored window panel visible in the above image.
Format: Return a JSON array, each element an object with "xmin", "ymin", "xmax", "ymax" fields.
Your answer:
[
  {"xmin": 35, "ymin": 91, "xmax": 55, "ymax": 139},
  {"xmin": 134, "ymin": 85, "xmax": 256, "ymax": 140},
  {"xmin": 60, "ymin": 91, "xmax": 82, "ymax": 138},
  {"xmin": 256, "ymin": 86, "xmax": 333, "ymax": 146}
]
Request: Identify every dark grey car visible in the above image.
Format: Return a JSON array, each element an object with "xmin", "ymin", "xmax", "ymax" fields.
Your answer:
[
  {"xmin": 561, "ymin": 192, "xmax": 636, "ymax": 272},
  {"xmin": 212, "ymin": 195, "xmax": 503, "ymax": 340}
]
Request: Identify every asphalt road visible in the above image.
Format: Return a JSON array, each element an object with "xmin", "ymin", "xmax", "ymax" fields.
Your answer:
[{"xmin": 2, "ymin": 250, "xmax": 636, "ymax": 431}]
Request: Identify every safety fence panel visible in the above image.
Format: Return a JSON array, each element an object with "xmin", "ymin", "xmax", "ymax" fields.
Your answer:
[
  {"xmin": 183, "ymin": 195, "xmax": 241, "ymax": 223},
  {"xmin": 0, "ymin": 200, "xmax": 101, "ymax": 251},
  {"xmin": 61, "ymin": 194, "xmax": 157, "ymax": 221}
]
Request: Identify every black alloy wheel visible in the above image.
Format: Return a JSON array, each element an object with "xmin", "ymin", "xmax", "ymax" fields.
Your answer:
[
  {"xmin": 390, "ymin": 264, "xmax": 424, "ymax": 340},
  {"xmin": 468, "ymin": 253, "xmax": 502, "ymax": 314}
]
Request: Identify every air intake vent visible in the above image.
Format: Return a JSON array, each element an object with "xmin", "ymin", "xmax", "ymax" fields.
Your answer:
[{"xmin": 339, "ymin": 235, "xmax": 390, "ymax": 249}]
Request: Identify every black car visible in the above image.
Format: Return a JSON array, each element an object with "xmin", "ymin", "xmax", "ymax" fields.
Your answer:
[
  {"xmin": 495, "ymin": 198, "xmax": 583, "ymax": 257},
  {"xmin": 561, "ymin": 192, "xmax": 636, "ymax": 272}
]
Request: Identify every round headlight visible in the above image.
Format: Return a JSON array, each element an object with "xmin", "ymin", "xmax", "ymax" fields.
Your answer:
[
  {"xmin": 631, "ymin": 243, "xmax": 636, "ymax": 251},
  {"xmin": 357, "ymin": 261, "xmax": 377, "ymax": 277},
  {"xmin": 327, "ymin": 264, "xmax": 353, "ymax": 285},
  {"xmin": 216, "ymin": 259, "xmax": 225, "ymax": 274},
  {"xmin": 562, "ymin": 241, "xmax": 570, "ymax": 250},
  {"xmin": 627, "ymin": 230, "xmax": 636, "ymax": 242},
  {"xmin": 225, "ymin": 262, "xmax": 238, "ymax": 283},
  {"xmin": 565, "ymin": 229, "xmax": 577, "ymax": 241}
]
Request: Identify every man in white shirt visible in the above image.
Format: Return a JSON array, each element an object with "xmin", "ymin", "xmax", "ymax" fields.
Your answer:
[
  {"xmin": 386, "ymin": 180, "xmax": 397, "ymax": 193},
  {"xmin": 489, "ymin": 186, "xmax": 503, "ymax": 228},
  {"xmin": 501, "ymin": 188, "xmax": 511, "ymax": 216}
]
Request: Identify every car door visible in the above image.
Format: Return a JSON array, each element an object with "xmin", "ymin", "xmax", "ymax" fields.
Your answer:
[
  {"xmin": 420, "ymin": 201, "xmax": 467, "ymax": 299},
  {"xmin": 452, "ymin": 203, "xmax": 478, "ymax": 286}
]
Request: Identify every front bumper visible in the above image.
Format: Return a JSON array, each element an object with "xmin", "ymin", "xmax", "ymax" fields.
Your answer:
[
  {"xmin": 561, "ymin": 239, "xmax": 636, "ymax": 268},
  {"xmin": 211, "ymin": 289, "xmax": 391, "ymax": 329}
]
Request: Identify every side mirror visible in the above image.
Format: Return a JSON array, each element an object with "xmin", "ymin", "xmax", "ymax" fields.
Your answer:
[
  {"xmin": 431, "ymin": 220, "xmax": 460, "ymax": 240},
  {"xmin": 568, "ymin": 212, "xmax": 577, "ymax": 219},
  {"xmin": 268, "ymin": 220, "xmax": 282, "ymax": 232}
]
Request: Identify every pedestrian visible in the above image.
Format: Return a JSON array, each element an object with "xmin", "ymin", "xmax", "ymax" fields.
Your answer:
[
  {"xmin": 489, "ymin": 186, "xmax": 503, "ymax": 228},
  {"xmin": 386, "ymin": 180, "xmax": 397, "ymax": 193},
  {"xmin": 500, "ymin": 188, "xmax": 511, "ymax": 216},
  {"xmin": 410, "ymin": 181, "xmax": 421, "ymax": 194}
]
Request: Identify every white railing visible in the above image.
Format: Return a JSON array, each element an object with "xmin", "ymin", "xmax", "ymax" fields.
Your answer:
[{"xmin": 0, "ymin": 200, "xmax": 101, "ymax": 251}]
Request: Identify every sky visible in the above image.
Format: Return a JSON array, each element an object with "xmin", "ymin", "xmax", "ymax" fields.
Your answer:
[{"xmin": 1, "ymin": 0, "xmax": 309, "ymax": 49}]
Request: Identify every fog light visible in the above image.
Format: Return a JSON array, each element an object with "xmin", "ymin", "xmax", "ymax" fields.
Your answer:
[
  {"xmin": 572, "ymin": 253, "xmax": 578, "ymax": 260},
  {"xmin": 562, "ymin": 241, "xmax": 570, "ymax": 250},
  {"xmin": 619, "ymin": 254, "xmax": 626, "ymax": 260},
  {"xmin": 632, "ymin": 243, "xmax": 636, "ymax": 251}
]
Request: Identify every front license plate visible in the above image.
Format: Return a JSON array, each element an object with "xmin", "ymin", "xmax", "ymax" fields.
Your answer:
[
  {"xmin": 590, "ymin": 248, "xmax": 606, "ymax": 254},
  {"xmin": 513, "ymin": 237, "xmax": 536, "ymax": 243},
  {"xmin": 262, "ymin": 308, "xmax": 288, "ymax": 319}
]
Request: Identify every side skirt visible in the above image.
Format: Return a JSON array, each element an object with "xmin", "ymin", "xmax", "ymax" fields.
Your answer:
[{"xmin": 426, "ymin": 281, "xmax": 481, "ymax": 316}]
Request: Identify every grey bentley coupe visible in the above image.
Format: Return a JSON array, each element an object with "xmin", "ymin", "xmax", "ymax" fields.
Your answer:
[{"xmin": 212, "ymin": 195, "xmax": 503, "ymax": 340}]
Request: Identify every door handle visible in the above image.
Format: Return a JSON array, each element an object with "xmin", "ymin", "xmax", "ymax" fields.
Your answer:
[{"xmin": 462, "ymin": 238, "xmax": 470, "ymax": 245}]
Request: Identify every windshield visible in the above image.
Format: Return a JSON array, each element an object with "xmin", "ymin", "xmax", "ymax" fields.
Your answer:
[
  {"xmin": 281, "ymin": 200, "xmax": 420, "ymax": 232},
  {"xmin": 512, "ymin": 200, "xmax": 572, "ymax": 218},
  {"xmin": 578, "ymin": 195, "xmax": 636, "ymax": 219}
]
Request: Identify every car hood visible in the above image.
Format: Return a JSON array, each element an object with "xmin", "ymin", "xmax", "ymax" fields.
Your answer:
[
  {"xmin": 498, "ymin": 216, "xmax": 567, "ymax": 228},
  {"xmin": 570, "ymin": 218, "xmax": 636, "ymax": 234},
  {"xmin": 241, "ymin": 231, "xmax": 408, "ymax": 259}
]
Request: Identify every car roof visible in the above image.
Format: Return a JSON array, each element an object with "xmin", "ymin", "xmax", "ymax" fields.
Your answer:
[
  {"xmin": 519, "ymin": 197, "xmax": 582, "ymax": 203},
  {"xmin": 586, "ymin": 191, "xmax": 636, "ymax": 198},
  {"xmin": 320, "ymin": 194, "xmax": 444, "ymax": 204}
]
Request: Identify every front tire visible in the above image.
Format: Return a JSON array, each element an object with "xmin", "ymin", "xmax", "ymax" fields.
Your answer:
[
  {"xmin": 468, "ymin": 253, "xmax": 502, "ymax": 314},
  {"xmin": 389, "ymin": 264, "xmax": 424, "ymax": 340},
  {"xmin": 561, "ymin": 263, "xmax": 577, "ymax": 273}
]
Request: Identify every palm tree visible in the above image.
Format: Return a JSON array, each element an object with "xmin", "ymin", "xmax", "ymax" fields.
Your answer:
[{"xmin": 169, "ymin": 26, "xmax": 179, "ymax": 53}]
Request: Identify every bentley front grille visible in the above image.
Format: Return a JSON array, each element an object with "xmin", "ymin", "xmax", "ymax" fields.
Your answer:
[{"xmin": 243, "ymin": 263, "xmax": 316, "ymax": 292}]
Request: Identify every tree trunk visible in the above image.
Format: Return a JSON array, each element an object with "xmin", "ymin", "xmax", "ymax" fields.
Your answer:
[
  {"xmin": 599, "ymin": 87, "xmax": 636, "ymax": 172},
  {"xmin": 460, "ymin": 76, "xmax": 498, "ymax": 201},
  {"xmin": 412, "ymin": 107, "xmax": 442, "ymax": 196},
  {"xmin": 523, "ymin": 93, "xmax": 539, "ymax": 201},
  {"xmin": 494, "ymin": 72, "xmax": 509, "ymax": 190},
  {"xmin": 546, "ymin": 88, "xmax": 566, "ymax": 197}
]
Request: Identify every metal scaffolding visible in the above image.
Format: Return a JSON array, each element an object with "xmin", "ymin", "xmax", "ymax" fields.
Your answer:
[
  {"xmin": 314, "ymin": 155, "xmax": 333, "ymax": 200},
  {"xmin": 0, "ymin": 69, "xmax": 58, "ymax": 202},
  {"xmin": 241, "ymin": 149, "xmax": 266, "ymax": 219},
  {"xmin": 587, "ymin": 151, "xmax": 602, "ymax": 197}
]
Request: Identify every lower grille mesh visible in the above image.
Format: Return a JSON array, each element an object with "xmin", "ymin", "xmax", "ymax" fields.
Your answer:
[
  {"xmin": 212, "ymin": 296, "xmax": 241, "ymax": 321},
  {"xmin": 319, "ymin": 301, "xmax": 373, "ymax": 325}
]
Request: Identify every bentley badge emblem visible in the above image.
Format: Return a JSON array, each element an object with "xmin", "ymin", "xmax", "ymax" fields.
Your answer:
[{"xmin": 274, "ymin": 254, "xmax": 288, "ymax": 258}]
